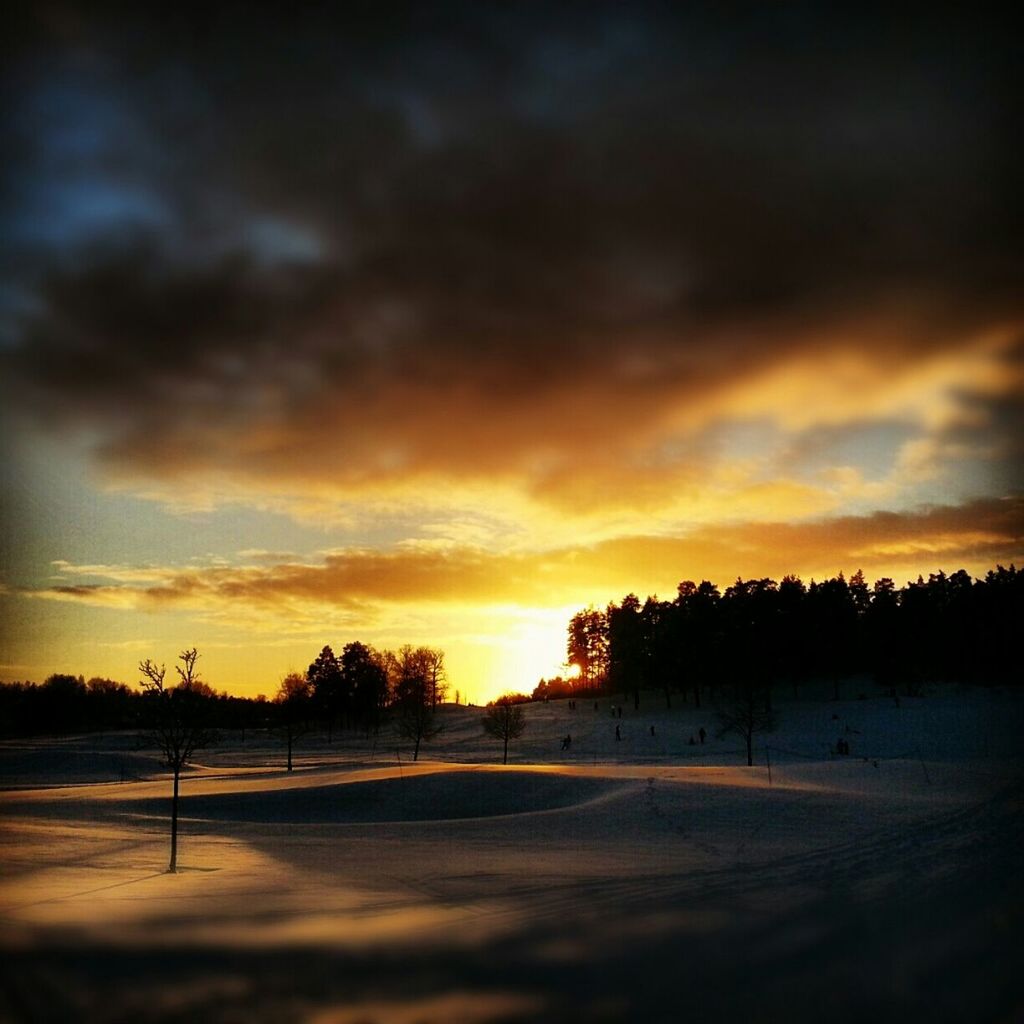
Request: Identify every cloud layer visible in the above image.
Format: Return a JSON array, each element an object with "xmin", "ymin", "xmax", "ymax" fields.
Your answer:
[
  {"xmin": 35, "ymin": 497, "xmax": 1024, "ymax": 623},
  {"xmin": 2, "ymin": 5, "xmax": 1021, "ymax": 532}
]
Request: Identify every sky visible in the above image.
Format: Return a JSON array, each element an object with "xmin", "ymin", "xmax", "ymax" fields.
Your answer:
[{"xmin": 1, "ymin": 3, "xmax": 1022, "ymax": 703}]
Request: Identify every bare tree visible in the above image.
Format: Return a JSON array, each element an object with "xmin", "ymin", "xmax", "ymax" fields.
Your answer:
[
  {"xmin": 424, "ymin": 647, "xmax": 448, "ymax": 708},
  {"xmin": 396, "ymin": 699, "xmax": 442, "ymax": 761},
  {"xmin": 716, "ymin": 682, "xmax": 775, "ymax": 767},
  {"xmin": 274, "ymin": 672, "xmax": 312, "ymax": 771},
  {"xmin": 139, "ymin": 648, "xmax": 215, "ymax": 873},
  {"xmin": 481, "ymin": 697, "xmax": 527, "ymax": 765},
  {"xmin": 390, "ymin": 645, "xmax": 444, "ymax": 760}
]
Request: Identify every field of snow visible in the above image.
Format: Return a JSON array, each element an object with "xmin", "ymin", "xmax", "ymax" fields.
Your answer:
[{"xmin": 1, "ymin": 684, "xmax": 1021, "ymax": 1023}]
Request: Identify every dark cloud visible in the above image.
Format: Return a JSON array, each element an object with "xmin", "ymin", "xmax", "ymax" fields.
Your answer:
[{"xmin": 2, "ymin": 4, "xmax": 1021, "ymax": 499}]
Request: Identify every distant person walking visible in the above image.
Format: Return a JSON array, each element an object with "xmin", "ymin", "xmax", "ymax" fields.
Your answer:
[
  {"xmin": 650, "ymin": 725, "xmax": 655, "ymax": 737},
  {"xmin": 615, "ymin": 724, "xmax": 622, "ymax": 741},
  {"xmin": 698, "ymin": 727, "xmax": 706, "ymax": 744},
  {"xmin": 561, "ymin": 733, "xmax": 572, "ymax": 751}
]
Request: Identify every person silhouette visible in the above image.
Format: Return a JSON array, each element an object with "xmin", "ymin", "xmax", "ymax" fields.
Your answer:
[{"xmin": 615, "ymin": 724, "xmax": 622, "ymax": 741}]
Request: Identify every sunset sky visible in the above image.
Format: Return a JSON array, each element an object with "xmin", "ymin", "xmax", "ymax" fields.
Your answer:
[{"xmin": 2, "ymin": 5, "xmax": 1021, "ymax": 703}]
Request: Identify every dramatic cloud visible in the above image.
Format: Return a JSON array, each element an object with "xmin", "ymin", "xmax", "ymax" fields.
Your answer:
[
  {"xmin": 2, "ymin": 5, "xmax": 1021, "ymax": 523},
  {"xmin": 2, "ymin": 5, "xmax": 1020, "ymax": 696}
]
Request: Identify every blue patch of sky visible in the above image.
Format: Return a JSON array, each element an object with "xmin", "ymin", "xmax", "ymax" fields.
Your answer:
[
  {"xmin": 5, "ymin": 177, "xmax": 171, "ymax": 249},
  {"xmin": 3, "ymin": 74, "xmax": 170, "ymax": 253},
  {"xmin": 6, "ymin": 71, "xmax": 322, "ymax": 267},
  {"xmin": 652, "ymin": 417, "xmax": 788, "ymax": 474},
  {"xmin": 902, "ymin": 453, "xmax": 1010, "ymax": 510},
  {"xmin": 793, "ymin": 421, "xmax": 917, "ymax": 483}
]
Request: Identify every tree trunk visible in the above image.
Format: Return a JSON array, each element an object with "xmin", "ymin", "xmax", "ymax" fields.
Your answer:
[
  {"xmin": 503, "ymin": 737, "xmax": 508, "ymax": 764},
  {"xmin": 168, "ymin": 765, "xmax": 180, "ymax": 873},
  {"xmin": 413, "ymin": 733, "xmax": 421, "ymax": 761},
  {"xmin": 745, "ymin": 733, "xmax": 753, "ymax": 767},
  {"xmin": 287, "ymin": 728, "xmax": 293, "ymax": 772},
  {"xmin": 664, "ymin": 686, "xmax": 672, "ymax": 710},
  {"xmin": 633, "ymin": 687, "xmax": 639, "ymax": 711},
  {"xmin": 693, "ymin": 683, "xmax": 701, "ymax": 709}
]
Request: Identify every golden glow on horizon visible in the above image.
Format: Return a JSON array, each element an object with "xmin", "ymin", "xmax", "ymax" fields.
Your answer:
[
  {"xmin": 3, "ymin": 320, "xmax": 1021, "ymax": 705},
  {"xmin": 6, "ymin": 488, "xmax": 1021, "ymax": 704},
  {"xmin": 3, "ymin": 5, "xmax": 1021, "ymax": 725}
]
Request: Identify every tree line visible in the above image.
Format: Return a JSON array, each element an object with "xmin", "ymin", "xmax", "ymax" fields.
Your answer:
[
  {"xmin": 277, "ymin": 642, "xmax": 449, "ymax": 766},
  {"xmin": 540, "ymin": 564, "xmax": 1022, "ymax": 710},
  {"xmin": 0, "ymin": 672, "xmax": 264, "ymax": 738},
  {"xmin": 0, "ymin": 640, "xmax": 449, "ymax": 742}
]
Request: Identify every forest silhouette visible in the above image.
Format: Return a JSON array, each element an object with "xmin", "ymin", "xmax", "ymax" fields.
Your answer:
[
  {"xmin": 544, "ymin": 565, "xmax": 1022, "ymax": 707},
  {"xmin": 2, "ymin": 564, "xmax": 1021, "ymax": 742}
]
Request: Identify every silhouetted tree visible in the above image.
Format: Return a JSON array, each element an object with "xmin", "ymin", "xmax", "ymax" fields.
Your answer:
[
  {"xmin": 392, "ymin": 645, "xmax": 443, "ymax": 760},
  {"xmin": 976, "ymin": 564, "xmax": 1022, "ymax": 683},
  {"xmin": 716, "ymin": 682, "xmax": 776, "ymax": 767},
  {"xmin": 898, "ymin": 575, "xmax": 931, "ymax": 695},
  {"xmin": 777, "ymin": 575, "xmax": 808, "ymax": 698},
  {"xmin": 85, "ymin": 677, "xmax": 135, "ymax": 730},
  {"xmin": 676, "ymin": 580, "xmax": 722, "ymax": 707},
  {"xmin": 340, "ymin": 641, "xmax": 389, "ymax": 731},
  {"xmin": 641, "ymin": 596, "xmax": 675, "ymax": 709},
  {"xmin": 607, "ymin": 594, "xmax": 643, "ymax": 707},
  {"xmin": 865, "ymin": 577, "xmax": 900, "ymax": 693},
  {"xmin": 274, "ymin": 672, "xmax": 312, "ymax": 771},
  {"xmin": 532, "ymin": 675, "xmax": 576, "ymax": 701},
  {"xmin": 481, "ymin": 696, "xmax": 527, "ymax": 764},
  {"xmin": 723, "ymin": 577, "xmax": 781, "ymax": 712},
  {"xmin": 807, "ymin": 574, "xmax": 858, "ymax": 698},
  {"xmin": 39, "ymin": 673, "xmax": 87, "ymax": 733},
  {"xmin": 307, "ymin": 645, "xmax": 345, "ymax": 739},
  {"xmin": 567, "ymin": 607, "xmax": 609, "ymax": 690},
  {"xmin": 396, "ymin": 699, "xmax": 442, "ymax": 761},
  {"xmin": 422, "ymin": 647, "xmax": 448, "ymax": 708},
  {"xmin": 139, "ymin": 648, "xmax": 216, "ymax": 873}
]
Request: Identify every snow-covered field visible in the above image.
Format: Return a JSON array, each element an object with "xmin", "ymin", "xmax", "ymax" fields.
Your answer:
[{"xmin": 1, "ymin": 685, "xmax": 1021, "ymax": 1023}]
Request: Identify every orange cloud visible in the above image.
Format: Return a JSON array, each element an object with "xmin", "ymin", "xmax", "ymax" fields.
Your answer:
[{"xmin": 33, "ymin": 496, "xmax": 1024, "ymax": 616}]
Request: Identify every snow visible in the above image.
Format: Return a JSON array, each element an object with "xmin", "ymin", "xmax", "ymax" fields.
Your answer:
[{"xmin": 0, "ymin": 684, "xmax": 1021, "ymax": 1022}]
